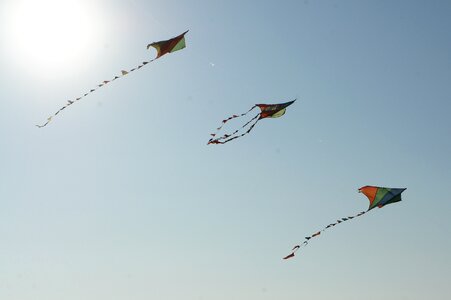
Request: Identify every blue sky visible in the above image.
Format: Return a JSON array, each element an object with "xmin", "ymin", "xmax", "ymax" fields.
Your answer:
[{"xmin": 1, "ymin": 0, "xmax": 450, "ymax": 299}]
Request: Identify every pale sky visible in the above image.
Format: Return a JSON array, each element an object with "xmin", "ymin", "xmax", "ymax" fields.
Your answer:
[{"xmin": 0, "ymin": 1, "xmax": 450, "ymax": 299}]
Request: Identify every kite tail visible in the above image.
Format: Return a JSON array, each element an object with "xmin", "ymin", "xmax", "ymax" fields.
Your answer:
[
  {"xmin": 283, "ymin": 210, "xmax": 368, "ymax": 260},
  {"xmin": 36, "ymin": 58, "xmax": 156, "ymax": 128},
  {"xmin": 207, "ymin": 105, "xmax": 258, "ymax": 142},
  {"xmin": 207, "ymin": 112, "xmax": 261, "ymax": 145}
]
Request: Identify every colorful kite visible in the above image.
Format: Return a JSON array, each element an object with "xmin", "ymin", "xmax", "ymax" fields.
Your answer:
[
  {"xmin": 36, "ymin": 30, "xmax": 189, "ymax": 128},
  {"xmin": 208, "ymin": 100, "xmax": 296, "ymax": 144},
  {"xmin": 283, "ymin": 186, "xmax": 406, "ymax": 260}
]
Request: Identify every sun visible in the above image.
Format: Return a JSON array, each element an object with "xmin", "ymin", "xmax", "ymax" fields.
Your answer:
[{"xmin": 1, "ymin": 0, "xmax": 105, "ymax": 77}]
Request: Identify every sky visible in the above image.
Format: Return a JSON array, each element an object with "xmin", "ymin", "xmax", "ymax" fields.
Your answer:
[{"xmin": 0, "ymin": 0, "xmax": 450, "ymax": 299}]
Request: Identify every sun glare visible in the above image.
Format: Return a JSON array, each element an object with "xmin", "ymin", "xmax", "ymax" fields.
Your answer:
[{"xmin": 2, "ymin": 0, "xmax": 105, "ymax": 77}]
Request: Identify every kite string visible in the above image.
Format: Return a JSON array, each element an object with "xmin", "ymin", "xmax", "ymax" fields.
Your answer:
[
  {"xmin": 283, "ymin": 210, "xmax": 368, "ymax": 259},
  {"xmin": 36, "ymin": 58, "xmax": 156, "ymax": 128}
]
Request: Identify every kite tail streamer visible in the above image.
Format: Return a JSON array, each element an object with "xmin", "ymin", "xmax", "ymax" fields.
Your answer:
[
  {"xmin": 207, "ymin": 105, "xmax": 258, "ymax": 141},
  {"xmin": 207, "ymin": 112, "xmax": 261, "ymax": 145},
  {"xmin": 283, "ymin": 210, "xmax": 368, "ymax": 260},
  {"xmin": 36, "ymin": 59, "xmax": 156, "ymax": 128}
]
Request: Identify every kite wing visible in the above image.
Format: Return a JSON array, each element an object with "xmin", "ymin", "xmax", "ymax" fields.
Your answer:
[
  {"xmin": 147, "ymin": 30, "xmax": 189, "ymax": 58},
  {"xmin": 37, "ymin": 30, "xmax": 189, "ymax": 128},
  {"xmin": 208, "ymin": 99, "xmax": 296, "ymax": 145},
  {"xmin": 283, "ymin": 185, "xmax": 406, "ymax": 260},
  {"xmin": 359, "ymin": 186, "xmax": 406, "ymax": 210},
  {"xmin": 257, "ymin": 100, "xmax": 296, "ymax": 119}
]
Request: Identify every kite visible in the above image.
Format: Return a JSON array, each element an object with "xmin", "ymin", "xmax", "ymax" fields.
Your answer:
[
  {"xmin": 36, "ymin": 30, "xmax": 189, "ymax": 128},
  {"xmin": 283, "ymin": 186, "xmax": 406, "ymax": 260},
  {"xmin": 207, "ymin": 100, "xmax": 296, "ymax": 144}
]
